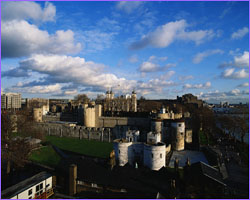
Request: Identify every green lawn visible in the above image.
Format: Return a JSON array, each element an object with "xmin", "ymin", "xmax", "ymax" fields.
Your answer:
[
  {"xmin": 199, "ymin": 131, "xmax": 216, "ymax": 146},
  {"xmin": 29, "ymin": 146, "xmax": 61, "ymax": 167},
  {"xmin": 45, "ymin": 136, "xmax": 113, "ymax": 158},
  {"xmin": 199, "ymin": 131, "xmax": 208, "ymax": 145}
]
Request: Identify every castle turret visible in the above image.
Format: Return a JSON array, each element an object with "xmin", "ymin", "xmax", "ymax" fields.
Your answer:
[
  {"xmin": 131, "ymin": 90, "xmax": 137, "ymax": 112},
  {"xmin": 113, "ymin": 139, "xmax": 133, "ymax": 166},
  {"xmin": 171, "ymin": 119, "xmax": 185, "ymax": 151},
  {"xmin": 143, "ymin": 142, "xmax": 166, "ymax": 170}
]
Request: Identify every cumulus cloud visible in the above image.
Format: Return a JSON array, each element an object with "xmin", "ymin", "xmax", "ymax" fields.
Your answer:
[
  {"xmin": 193, "ymin": 49, "xmax": 224, "ymax": 64},
  {"xmin": 237, "ymin": 82, "xmax": 249, "ymax": 87},
  {"xmin": 160, "ymin": 71, "xmax": 176, "ymax": 80},
  {"xmin": 12, "ymin": 83, "xmax": 63, "ymax": 94},
  {"xmin": 221, "ymin": 68, "xmax": 249, "ymax": 79},
  {"xmin": 234, "ymin": 51, "xmax": 249, "ymax": 67},
  {"xmin": 2, "ymin": 1, "xmax": 56, "ymax": 22},
  {"xmin": 137, "ymin": 79, "xmax": 176, "ymax": 95},
  {"xmin": 5, "ymin": 54, "xmax": 137, "ymax": 95},
  {"xmin": 4, "ymin": 54, "xmax": 180, "ymax": 97},
  {"xmin": 116, "ymin": 1, "xmax": 143, "ymax": 14},
  {"xmin": 130, "ymin": 20, "xmax": 215, "ymax": 50},
  {"xmin": 138, "ymin": 55, "xmax": 175, "ymax": 74},
  {"xmin": 139, "ymin": 62, "xmax": 159, "ymax": 73},
  {"xmin": 2, "ymin": 67, "xmax": 31, "ymax": 78},
  {"xmin": 139, "ymin": 61, "xmax": 175, "ymax": 73},
  {"xmin": 183, "ymin": 81, "xmax": 211, "ymax": 89},
  {"xmin": 1, "ymin": 20, "xmax": 81, "ymax": 58},
  {"xmin": 231, "ymin": 27, "xmax": 249, "ymax": 39},
  {"xmin": 219, "ymin": 51, "xmax": 249, "ymax": 68},
  {"xmin": 197, "ymin": 89, "xmax": 249, "ymax": 103},
  {"xmin": 149, "ymin": 55, "xmax": 168, "ymax": 62}
]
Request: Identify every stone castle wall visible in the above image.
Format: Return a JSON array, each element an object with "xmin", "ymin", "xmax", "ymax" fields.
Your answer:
[{"xmin": 36, "ymin": 122, "xmax": 113, "ymax": 142}]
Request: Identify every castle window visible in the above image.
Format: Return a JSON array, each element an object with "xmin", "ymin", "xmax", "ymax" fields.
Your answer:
[
  {"xmin": 28, "ymin": 189, "xmax": 32, "ymax": 195},
  {"xmin": 118, "ymin": 150, "xmax": 120, "ymax": 154},
  {"xmin": 160, "ymin": 154, "xmax": 162, "ymax": 158},
  {"xmin": 178, "ymin": 124, "xmax": 181, "ymax": 127},
  {"xmin": 152, "ymin": 154, "xmax": 153, "ymax": 158}
]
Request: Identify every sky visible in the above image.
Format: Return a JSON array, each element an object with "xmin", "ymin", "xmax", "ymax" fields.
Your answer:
[{"xmin": 1, "ymin": 1, "xmax": 249, "ymax": 103}]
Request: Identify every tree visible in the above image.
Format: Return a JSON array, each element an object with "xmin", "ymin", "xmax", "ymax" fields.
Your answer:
[
  {"xmin": 74, "ymin": 94, "xmax": 90, "ymax": 104},
  {"xmin": 237, "ymin": 116, "xmax": 249, "ymax": 143},
  {"xmin": 2, "ymin": 110, "xmax": 44, "ymax": 173},
  {"xmin": 139, "ymin": 96, "xmax": 146, "ymax": 100}
]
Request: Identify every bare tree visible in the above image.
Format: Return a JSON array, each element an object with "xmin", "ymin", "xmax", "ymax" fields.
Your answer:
[
  {"xmin": 74, "ymin": 94, "xmax": 90, "ymax": 104},
  {"xmin": 237, "ymin": 116, "xmax": 249, "ymax": 143},
  {"xmin": 2, "ymin": 110, "xmax": 44, "ymax": 174}
]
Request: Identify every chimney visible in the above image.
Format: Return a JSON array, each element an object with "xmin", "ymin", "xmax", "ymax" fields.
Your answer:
[{"xmin": 69, "ymin": 164, "xmax": 77, "ymax": 196}]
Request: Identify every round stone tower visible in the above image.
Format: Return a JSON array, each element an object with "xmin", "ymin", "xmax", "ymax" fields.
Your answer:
[
  {"xmin": 143, "ymin": 142, "xmax": 166, "ymax": 170},
  {"xmin": 171, "ymin": 119, "xmax": 185, "ymax": 151},
  {"xmin": 33, "ymin": 108, "xmax": 43, "ymax": 122},
  {"xmin": 151, "ymin": 119, "xmax": 163, "ymax": 133},
  {"xmin": 113, "ymin": 139, "xmax": 133, "ymax": 166}
]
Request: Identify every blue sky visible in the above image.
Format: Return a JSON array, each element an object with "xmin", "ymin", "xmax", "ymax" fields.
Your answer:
[{"xmin": 1, "ymin": 1, "xmax": 249, "ymax": 103}]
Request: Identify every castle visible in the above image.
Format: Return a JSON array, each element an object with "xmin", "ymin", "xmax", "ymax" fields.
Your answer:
[
  {"xmin": 113, "ymin": 114, "xmax": 193, "ymax": 171},
  {"xmin": 103, "ymin": 90, "xmax": 137, "ymax": 112}
]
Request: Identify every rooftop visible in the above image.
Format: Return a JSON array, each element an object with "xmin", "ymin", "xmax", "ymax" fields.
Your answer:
[{"xmin": 2, "ymin": 171, "xmax": 52, "ymax": 199}]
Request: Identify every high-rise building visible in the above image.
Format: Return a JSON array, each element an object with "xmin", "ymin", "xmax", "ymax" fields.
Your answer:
[{"xmin": 1, "ymin": 93, "xmax": 21, "ymax": 110}]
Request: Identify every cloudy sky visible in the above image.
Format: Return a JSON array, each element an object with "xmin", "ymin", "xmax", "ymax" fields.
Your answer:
[{"xmin": 1, "ymin": 1, "xmax": 249, "ymax": 103}]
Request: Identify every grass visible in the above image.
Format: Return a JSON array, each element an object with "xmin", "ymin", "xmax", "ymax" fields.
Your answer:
[
  {"xmin": 45, "ymin": 136, "xmax": 113, "ymax": 158},
  {"xmin": 199, "ymin": 131, "xmax": 208, "ymax": 145},
  {"xmin": 29, "ymin": 146, "xmax": 61, "ymax": 167}
]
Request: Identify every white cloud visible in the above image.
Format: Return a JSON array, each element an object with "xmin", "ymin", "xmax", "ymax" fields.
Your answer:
[
  {"xmin": 2, "ymin": 1, "xmax": 56, "ymax": 22},
  {"xmin": 139, "ymin": 61, "xmax": 175, "ymax": 73},
  {"xmin": 130, "ymin": 20, "xmax": 215, "ymax": 50},
  {"xmin": 198, "ymin": 89, "xmax": 249, "ymax": 103},
  {"xmin": 160, "ymin": 71, "xmax": 175, "ymax": 80},
  {"xmin": 116, "ymin": 2, "xmax": 143, "ymax": 14},
  {"xmin": 11, "ymin": 54, "xmax": 137, "ymax": 94},
  {"xmin": 183, "ymin": 81, "xmax": 211, "ymax": 89},
  {"xmin": 219, "ymin": 51, "xmax": 249, "ymax": 68},
  {"xmin": 148, "ymin": 55, "xmax": 168, "ymax": 62},
  {"xmin": 23, "ymin": 84, "xmax": 62, "ymax": 94},
  {"xmin": 231, "ymin": 27, "xmax": 249, "ymax": 39},
  {"xmin": 5, "ymin": 54, "xmax": 179, "ymax": 97},
  {"xmin": 193, "ymin": 49, "xmax": 224, "ymax": 64},
  {"xmin": 139, "ymin": 62, "xmax": 159, "ymax": 73},
  {"xmin": 237, "ymin": 82, "xmax": 249, "ymax": 87},
  {"xmin": 234, "ymin": 51, "xmax": 249, "ymax": 67},
  {"xmin": 221, "ymin": 68, "xmax": 249, "ymax": 79},
  {"xmin": 2, "ymin": 20, "xmax": 81, "ymax": 58}
]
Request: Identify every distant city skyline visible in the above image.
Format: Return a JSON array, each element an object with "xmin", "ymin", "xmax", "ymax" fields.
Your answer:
[{"xmin": 1, "ymin": 1, "xmax": 249, "ymax": 104}]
